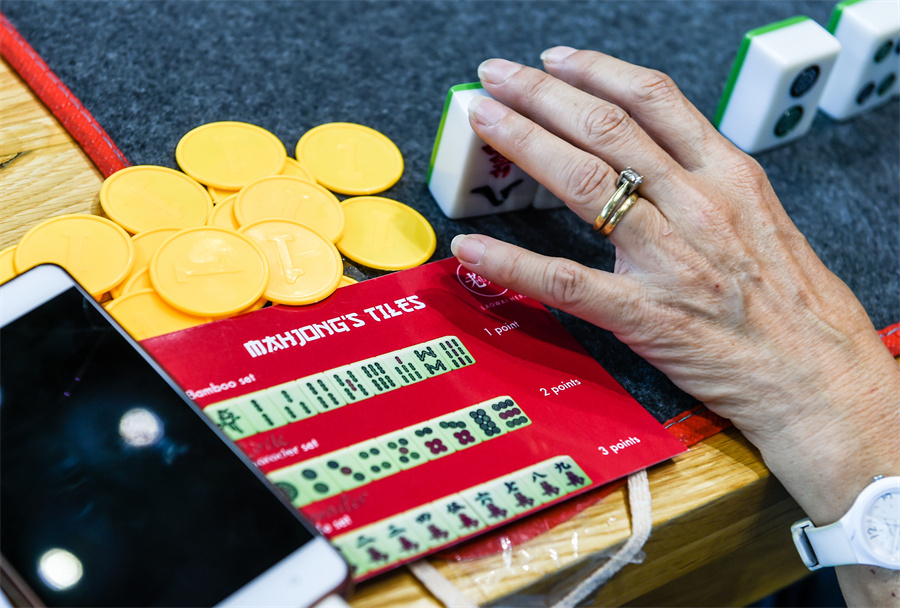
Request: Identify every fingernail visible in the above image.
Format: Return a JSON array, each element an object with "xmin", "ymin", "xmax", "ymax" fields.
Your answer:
[
  {"xmin": 540, "ymin": 46, "xmax": 577, "ymax": 64},
  {"xmin": 451, "ymin": 234, "xmax": 486, "ymax": 265},
  {"xmin": 478, "ymin": 58, "xmax": 522, "ymax": 84},
  {"xmin": 468, "ymin": 96, "xmax": 508, "ymax": 126}
]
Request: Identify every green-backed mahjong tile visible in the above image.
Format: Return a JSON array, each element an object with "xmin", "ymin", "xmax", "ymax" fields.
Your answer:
[
  {"xmin": 265, "ymin": 465, "xmax": 308, "ymax": 508},
  {"xmin": 405, "ymin": 503, "xmax": 459, "ymax": 550},
  {"xmin": 460, "ymin": 481, "xmax": 517, "ymax": 525},
  {"xmin": 404, "ymin": 419, "xmax": 456, "ymax": 461},
  {"xmin": 203, "ymin": 400, "xmax": 258, "ymax": 440},
  {"xmin": 545, "ymin": 455, "xmax": 593, "ymax": 493},
  {"xmin": 235, "ymin": 392, "xmax": 289, "ymax": 433},
  {"xmin": 430, "ymin": 494, "xmax": 486, "ymax": 538},
  {"xmin": 433, "ymin": 410, "xmax": 482, "ymax": 451},
  {"xmin": 382, "ymin": 514, "xmax": 431, "ymax": 561},
  {"xmin": 378, "ymin": 429, "xmax": 427, "ymax": 470},
  {"xmin": 484, "ymin": 395, "xmax": 531, "ymax": 432},
  {"xmin": 493, "ymin": 470, "xmax": 546, "ymax": 514},
  {"xmin": 522, "ymin": 461, "xmax": 566, "ymax": 503},
  {"xmin": 297, "ymin": 373, "xmax": 347, "ymax": 413},
  {"xmin": 343, "ymin": 524, "xmax": 399, "ymax": 574},
  {"xmin": 462, "ymin": 402, "xmax": 507, "ymax": 441},
  {"xmin": 348, "ymin": 356, "xmax": 401, "ymax": 395},
  {"xmin": 431, "ymin": 335, "xmax": 475, "ymax": 370},
  {"xmin": 265, "ymin": 381, "xmax": 317, "ymax": 422},
  {"xmin": 350, "ymin": 438, "xmax": 402, "ymax": 480},
  {"xmin": 330, "ymin": 533, "xmax": 371, "ymax": 579},
  {"xmin": 321, "ymin": 447, "xmax": 373, "ymax": 491},
  {"xmin": 325, "ymin": 364, "xmax": 376, "ymax": 404},
  {"xmin": 374, "ymin": 349, "xmax": 425, "ymax": 386}
]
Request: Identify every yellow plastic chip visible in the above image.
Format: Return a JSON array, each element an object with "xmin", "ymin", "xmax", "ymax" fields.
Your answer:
[
  {"xmin": 107, "ymin": 289, "xmax": 213, "ymax": 340},
  {"xmin": 280, "ymin": 157, "xmax": 316, "ymax": 183},
  {"xmin": 338, "ymin": 275, "xmax": 358, "ymax": 288},
  {"xmin": 149, "ymin": 226, "xmax": 268, "ymax": 317},
  {"xmin": 207, "ymin": 194, "xmax": 240, "ymax": 230},
  {"xmin": 111, "ymin": 228, "xmax": 180, "ymax": 299},
  {"xmin": 296, "ymin": 123, "xmax": 403, "ymax": 195},
  {"xmin": 234, "ymin": 175, "xmax": 345, "ymax": 242},
  {"xmin": 99, "ymin": 165, "xmax": 213, "ymax": 233},
  {"xmin": 0, "ymin": 245, "xmax": 17, "ymax": 284},
  {"xmin": 336, "ymin": 197, "xmax": 436, "ymax": 270},
  {"xmin": 239, "ymin": 219, "xmax": 342, "ymax": 305},
  {"xmin": 15, "ymin": 214, "xmax": 134, "ymax": 297},
  {"xmin": 176, "ymin": 121, "xmax": 286, "ymax": 190}
]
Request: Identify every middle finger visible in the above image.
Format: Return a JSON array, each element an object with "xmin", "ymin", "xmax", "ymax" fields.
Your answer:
[{"xmin": 477, "ymin": 58, "xmax": 688, "ymax": 212}]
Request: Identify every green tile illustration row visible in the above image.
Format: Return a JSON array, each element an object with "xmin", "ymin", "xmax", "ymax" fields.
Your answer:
[
  {"xmin": 266, "ymin": 396, "xmax": 532, "ymax": 507},
  {"xmin": 203, "ymin": 335, "xmax": 476, "ymax": 440},
  {"xmin": 331, "ymin": 455, "xmax": 593, "ymax": 579}
]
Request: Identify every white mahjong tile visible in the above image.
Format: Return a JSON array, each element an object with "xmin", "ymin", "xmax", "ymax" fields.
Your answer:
[
  {"xmin": 715, "ymin": 17, "xmax": 841, "ymax": 153},
  {"xmin": 404, "ymin": 419, "xmax": 457, "ymax": 461},
  {"xmin": 266, "ymin": 457, "xmax": 342, "ymax": 507},
  {"xmin": 460, "ymin": 481, "xmax": 517, "ymax": 526},
  {"xmin": 497, "ymin": 470, "xmax": 549, "ymax": 514},
  {"xmin": 433, "ymin": 410, "xmax": 483, "ymax": 451},
  {"xmin": 264, "ymin": 381, "xmax": 318, "ymax": 422},
  {"xmin": 324, "ymin": 363, "xmax": 377, "ymax": 404},
  {"xmin": 404, "ymin": 504, "xmax": 459, "ymax": 550},
  {"xmin": 234, "ymin": 392, "xmax": 289, "ymax": 433},
  {"xmin": 203, "ymin": 399, "xmax": 258, "ymax": 440},
  {"xmin": 329, "ymin": 534, "xmax": 371, "ymax": 579},
  {"xmin": 429, "ymin": 335, "xmax": 476, "ymax": 371},
  {"xmin": 296, "ymin": 372, "xmax": 347, "ymax": 413},
  {"xmin": 460, "ymin": 400, "xmax": 508, "ymax": 441},
  {"xmin": 480, "ymin": 395, "xmax": 532, "ymax": 433},
  {"xmin": 543, "ymin": 455, "xmax": 593, "ymax": 494},
  {"xmin": 348, "ymin": 438, "xmax": 402, "ymax": 480},
  {"xmin": 377, "ymin": 428, "xmax": 428, "ymax": 470},
  {"xmin": 430, "ymin": 494, "xmax": 486, "ymax": 538},
  {"xmin": 820, "ymin": 0, "xmax": 900, "ymax": 119},
  {"xmin": 428, "ymin": 83, "xmax": 538, "ymax": 218},
  {"xmin": 350, "ymin": 356, "xmax": 402, "ymax": 395},
  {"xmin": 320, "ymin": 447, "xmax": 374, "ymax": 491}
]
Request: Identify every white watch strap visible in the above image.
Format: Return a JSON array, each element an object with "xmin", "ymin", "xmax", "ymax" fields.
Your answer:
[{"xmin": 804, "ymin": 520, "xmax": 857, "ymax": 567}]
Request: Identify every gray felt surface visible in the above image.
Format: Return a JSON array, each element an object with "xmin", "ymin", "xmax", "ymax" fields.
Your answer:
[{"xmin": 3, "ymin": 0, "xmax": 898, "ymax": 424}]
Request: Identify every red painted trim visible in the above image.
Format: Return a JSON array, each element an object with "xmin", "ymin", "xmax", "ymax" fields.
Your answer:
[
  {"xmin": 0, "ymin": 12, "xmax": 130, "ymax": 177},
  {"xmin": 878, "ymin": 322, "xmax": 900, "ymax": 358}
]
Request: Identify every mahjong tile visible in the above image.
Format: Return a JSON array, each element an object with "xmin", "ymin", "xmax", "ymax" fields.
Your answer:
[
  {"xmin": 546, "ymin": 455, "xmax": 593, "ymax": 493},
  {"xmin": 349, "ymin": 356, "xmax": 402, "ymax": 395},
  {"xmin": 400, "ymin": 342, "xmax": 453, "ymax": 377},
  {"xmin": 497, "ymin": 470, "xmax": 548, "ymax": 513},
  {"xmin": 268, "ymin": 458, "xmax": 342, "ymax": 506},
  {"xmin": 264, "ymin": 467, "xmax": 307, "ymax": 508},
  {"xmin": 433, "ymin": 410, "xmax": 483, "ymax": 451},
  {"xmin": 325, "ymin": 363, "xmax": 376, "ymax": 404},
  {"xmin": 203, "ymin": 399, "xmax": 258, "ymax": 440},
  {"xmin": 428, "ymin": 83, "xmax": 538, "ymax": 219},
  {"xmin": 234, "ymin": 392, "xmax": 289, "ymax": 433},
  {"xmin": 484, "ymin": 396, "xmax": 532, "ymax": 432},
  {"xmin": 460, "ymin": 482, "xmax": 516, "ymax": 525},
  {"xmin": 405, "ymin": 419, "xmax": 456, "ymax": 460},
  {"xmin": 382, "ymin": 516, "xmax": 430, "ymax": 561},
  {"xmin": 430, "ymin": 494, "xmax": 486, "ymax": 537},
  {"xmin": 378, "ymin": 429, "xmax": 427, "ymax": 470},
  {"xmin": 348, "ymin": 438, "xmax": 402, "ymax": 480},
  {"xmin": 521, "ymin": 462, "xmax": 566, "ymax": 503},
  {"xmin": 405, "ymin": 504, "xmax": 459, "ymax": 550},
  {"xmin": 296, "ymin": 373, "xmax": 347, "ymax": 413},
  {"xmin": 715, "ymin": 16, "xmax": 841, "ymax": 153},
  {"xmin": 461, "ymin": 402, "xmax": 507, "ymax": 441},
  {"xmin": 820, "ymin": 0, "xmax": 900, "ymax": 119},
  {"xmin": 342, "ymin": 523, "xmax": 403, "ymax": 573},
  {"xmin": 265, "ymin": 381, "xmax": 318, "ymax": 422},
  {"xmin": 431, "ymin": 335, "xmax": 476, "ymax": 370},
  {"xmin": 321, "ymin": 447, "xmax": 374, "ymax": 491}
]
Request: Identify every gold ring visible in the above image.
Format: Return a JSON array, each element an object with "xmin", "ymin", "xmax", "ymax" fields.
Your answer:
[
  {"xmin": 600, "ymin": 192, "xmax": 639, "ymax": 236},
  {"xmin": 592, "ymin": 167, "xmax": 643, "ymax": 232}
]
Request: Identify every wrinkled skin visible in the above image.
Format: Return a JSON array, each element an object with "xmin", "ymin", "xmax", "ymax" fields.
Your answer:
[{"xmin": 451, "ymin": 48, "xmax": 900, "ymax": 606}]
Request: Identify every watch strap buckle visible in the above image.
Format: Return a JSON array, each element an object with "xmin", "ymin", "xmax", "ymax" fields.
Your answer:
[{"xmin": 791, "ymin": 518, "xmax": 823, "ymax": 571}]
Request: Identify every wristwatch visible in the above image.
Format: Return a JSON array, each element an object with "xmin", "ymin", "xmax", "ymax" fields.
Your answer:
[{"xmin": 791, "ymin": 475, "xmax": 900, "ymax": 571}]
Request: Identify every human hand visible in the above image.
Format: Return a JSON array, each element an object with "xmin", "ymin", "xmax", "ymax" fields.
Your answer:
[{"xmin": 451, "ymin": 48, "xmax": 900, "ymax": 543}]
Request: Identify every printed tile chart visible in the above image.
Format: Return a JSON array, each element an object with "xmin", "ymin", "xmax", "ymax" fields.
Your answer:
[{"xmin": 144, "ymin": 257, "xmax": 686, "ymax": 580}]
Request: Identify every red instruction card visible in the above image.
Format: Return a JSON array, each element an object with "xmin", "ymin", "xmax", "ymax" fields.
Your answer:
[{"xmin": 144, "ymin": 257, "xmax": 686, "ymax": 580}]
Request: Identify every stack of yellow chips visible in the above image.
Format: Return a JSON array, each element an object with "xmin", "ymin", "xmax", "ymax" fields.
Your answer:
[{"xmin": 3, "ymin": 121, "xmax": 437, "ymax": 341}]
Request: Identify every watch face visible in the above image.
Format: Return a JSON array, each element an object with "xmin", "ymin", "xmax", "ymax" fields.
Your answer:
[{"xmin": 863, "ymin": 487, "xmax": 900, "ymax": 561}]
